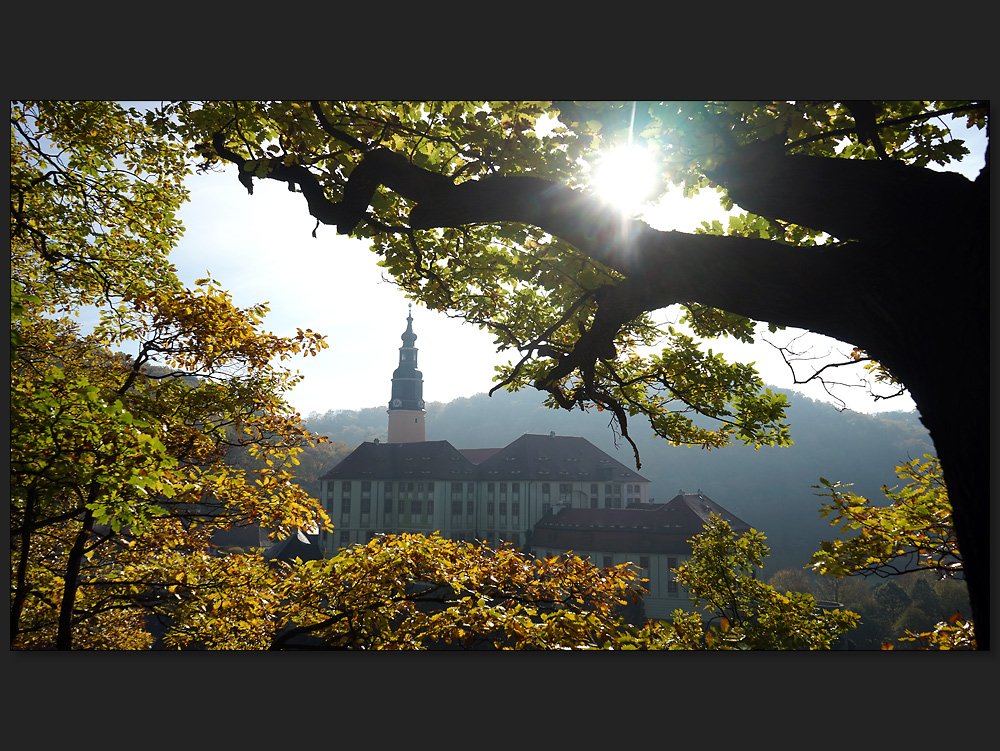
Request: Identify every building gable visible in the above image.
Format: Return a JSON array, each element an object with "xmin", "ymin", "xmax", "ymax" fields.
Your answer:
[
  {"xmin": 475, "ymin": 433, "xmax": 650, "ymax": 484},
  {"xmin": 319, "ymin": 440, "xmax": 478, "ymax": 482}
]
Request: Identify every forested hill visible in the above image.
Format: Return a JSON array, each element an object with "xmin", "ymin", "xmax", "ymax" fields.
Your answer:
[{"xmin": 304, "ymin": 389, "xmax": 935, "ymax": 573}]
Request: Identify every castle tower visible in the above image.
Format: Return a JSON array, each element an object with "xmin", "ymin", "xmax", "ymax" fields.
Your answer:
[{"xmin": 387, "ymin": 305, "xmax": 426, "ymax": 443}]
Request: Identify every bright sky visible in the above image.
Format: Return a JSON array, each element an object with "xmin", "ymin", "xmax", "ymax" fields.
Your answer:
[{"xmin": 164, "ymin": 112, "xmax": 987, "ymax": 419}]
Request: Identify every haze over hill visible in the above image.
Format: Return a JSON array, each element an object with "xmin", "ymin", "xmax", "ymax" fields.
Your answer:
[{"xmin": 304, "ymin": 387, "xmax": 935, "ymax": 573}]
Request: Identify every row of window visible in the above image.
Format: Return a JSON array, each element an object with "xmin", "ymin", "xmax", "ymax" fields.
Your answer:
[
  {"xmin": 339, "ymin": 498, "xmax": 438, "ymax": 515},
  {"xmin": 331, "ymin": 481, "xmax": 645, "ymax": 498},
  {"xmin": 339, "ymin": 499, "xmax": 527, "ymax": 519}
]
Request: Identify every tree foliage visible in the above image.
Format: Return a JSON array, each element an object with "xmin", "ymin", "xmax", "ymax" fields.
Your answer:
[
  {"xmin": 809, "ymin": 456, "xmax": 974, "ymax": 649},
  {"xmin": 668, "ymin": 515, "xmax": 859, "ymax": 650},
  {"xmin": 268, "ymin": 533, "xmax": 649, "ymax": 650},
  {"xmin": 10, "ymin": 101, "xmax": 332, "ymax": 649},
  {"xmin": 810, "ymin": 456, "xmax": 960, "ymax": 580},
  {"xmin": 257, "ymin": 525, "xmax": 856, "ymax": 651}
]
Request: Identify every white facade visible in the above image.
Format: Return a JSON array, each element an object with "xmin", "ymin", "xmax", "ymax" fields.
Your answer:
[{"xmin": 317, "ymin": 435, "xmax": 652, "ymax": 557}]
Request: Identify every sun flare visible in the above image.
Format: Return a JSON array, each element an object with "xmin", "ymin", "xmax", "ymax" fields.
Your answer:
[{"xmin": 592, "ymin": 145, "xmax": 657, "ymax": 212}]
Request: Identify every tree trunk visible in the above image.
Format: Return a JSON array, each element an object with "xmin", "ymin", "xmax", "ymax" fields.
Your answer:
[
  {"xmin": 10, "ymin": 486, "xmax": 37, "ymax": 647},
  {"xmin": 57, "ymin": 504, "xmax": 95, "ymax": 650}
]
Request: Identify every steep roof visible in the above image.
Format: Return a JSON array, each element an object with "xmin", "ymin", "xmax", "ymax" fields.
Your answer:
[
  {"xmin": 319, "ymin": 440, "xmax": 479, "ymax": 482},
  {"xmin": 475, "ymin": 433, "xmax": 650, "ymax": 484},
  {"xmin": 530, "ymin": 492, "xmax": 751, "ymax": 556},
  {"xmin": 458, "ymin": 447, "xmax": 503, "ymax": 465},
  {"xmin": 662, "ymin": 492, "xmax": 752, "ymax": 532},
  {"xmin": 319, "ymin": 434, "xmax": 650, "ymax": 485}
]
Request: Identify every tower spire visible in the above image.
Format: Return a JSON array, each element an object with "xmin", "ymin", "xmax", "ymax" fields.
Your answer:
[{"xmin": 387, "ymin": 304, "xmax": 426, "ymax": 443}]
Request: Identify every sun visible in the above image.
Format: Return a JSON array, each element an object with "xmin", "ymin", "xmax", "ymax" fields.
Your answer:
[{"xmin": 592, "ymin": 145, "xmax": 658, "ymax": 212}]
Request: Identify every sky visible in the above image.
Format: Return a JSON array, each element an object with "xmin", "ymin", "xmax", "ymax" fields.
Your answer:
[{"xmin": 164, "ymin": 112, "xmax": 987, "ymax": 420}]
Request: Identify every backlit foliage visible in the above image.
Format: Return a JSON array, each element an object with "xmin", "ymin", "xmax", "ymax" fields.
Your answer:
[
  {"xmin": 810, "ymin": 456, "xmax": 974, "ymax": 649},
  {"xmin": 10, "ymin": 101, "xmax": 331, "ymax": 649},
  {"xmin": 668, "ymin": 515, "xmax": 860, "ymax": 650}
]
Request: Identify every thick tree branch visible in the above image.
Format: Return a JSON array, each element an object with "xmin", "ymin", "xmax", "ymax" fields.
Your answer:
[
  {"xmin": 211, "ymin": 129, "xmax": 977, "ymax": 369},
  {"xmin": 211, "ymin": 132, "xmax": 347, "ymax": 227},
  {"xmin": 707, "ymin": 142, "xmax": 982, "ymax": 243},
  {"xmin": 308, "ymin": 101, "xmax": 370, "ymax": 152}
]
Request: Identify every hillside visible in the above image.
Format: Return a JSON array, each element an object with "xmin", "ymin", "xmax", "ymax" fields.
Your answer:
[{"xmin": 304, "ymin": 388, "xmax": 935, "ymax": 573}]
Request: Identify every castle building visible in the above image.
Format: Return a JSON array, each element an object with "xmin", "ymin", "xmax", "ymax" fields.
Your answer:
[{"xmin": 317, "ymin": 310, "xmax": 651, "ymax": 556}]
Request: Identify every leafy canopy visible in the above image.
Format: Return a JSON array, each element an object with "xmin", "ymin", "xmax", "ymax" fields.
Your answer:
[
  {"xmin": 809, "ymin": 456, "xmax": 974, "ymax": 649},
  {"xmin": 10, "ymin": 101, "xmax": 332, "ymax": 650},
  {"xmin": 810, "ymin": 456, "xmax": 961, "ymax": 580},
  {"xmin": 669, "ymin": 514, "xmax": 860, "ymax": 650}
]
